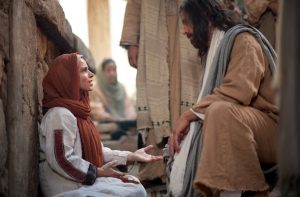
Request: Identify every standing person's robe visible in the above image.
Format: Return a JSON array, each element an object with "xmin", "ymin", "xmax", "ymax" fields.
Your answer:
[{"xmin": 120, "ymin": 0, "xmax": 202, "ymax": 181}]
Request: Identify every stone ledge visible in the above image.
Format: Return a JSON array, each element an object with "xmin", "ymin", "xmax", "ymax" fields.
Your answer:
[
  {"xmin": 33, "ymin": 0, "xmax": 96, "ymax": 71},
  {"xmin": 33, "ymin": 0, "xmax": 74, "ymax": 52},
  {"xmin": 74, "ymin": 35, "xmax": 96, "ymax": 73}
]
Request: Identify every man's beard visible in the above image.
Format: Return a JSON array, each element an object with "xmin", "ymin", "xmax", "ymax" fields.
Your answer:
[
  {"xmin": 189, "ymin": 35, "xmax": 202, "ymax": 50},
  {"xmin": 186, "ymin": 33, "xmax": 199, "ymax": 49},
  {"xmin": 189, "ymin": 28, "xmax": 209, "ymax": 56}
]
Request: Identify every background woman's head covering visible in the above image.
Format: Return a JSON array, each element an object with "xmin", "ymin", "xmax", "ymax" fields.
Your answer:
[
  {"xmin": 42, "ymin": 53, "xmax": 104, "ymax": 167},
  {"xmin": 97, "ymin": 58, "xmax": 126, "ymax": 119}
]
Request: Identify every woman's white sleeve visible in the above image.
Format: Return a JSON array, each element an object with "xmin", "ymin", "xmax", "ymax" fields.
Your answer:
[
  {"xmin": 43, "ymin": 108, "xmax": 96, "ymax": 185},
  {"xmin": 102, "ymin": 144, "xmax": 131, "ymax": 165}
]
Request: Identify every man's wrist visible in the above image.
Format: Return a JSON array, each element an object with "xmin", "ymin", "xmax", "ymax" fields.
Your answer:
[{"xmin": 182, "ymin": 110, "xmax": 198, "ymax": 122}]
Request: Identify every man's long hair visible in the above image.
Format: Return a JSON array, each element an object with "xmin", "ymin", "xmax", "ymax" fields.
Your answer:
[{"xmin": 180, "ymin": 0, "xmax": 244, "ymax": 57}]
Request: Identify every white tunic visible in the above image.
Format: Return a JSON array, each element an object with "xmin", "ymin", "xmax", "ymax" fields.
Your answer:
[{"xmin": 39, "ymin": 107, "xmax": 146, "ymax": 197}]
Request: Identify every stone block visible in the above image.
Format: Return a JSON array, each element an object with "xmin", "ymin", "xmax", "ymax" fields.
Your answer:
[
  {"xmin": 0, "ymin": 0, "xmax": 9, "ymax": 14},
  {"xmin": 0, "ymin": 10, "xmax": 8, "ymax": 107},
  {"xmin": 0, "ymin": 10, "xmax": 9, "ymax": 58},
  {"xmin": 36, "ymin": 60, "xmax": 48, "ymax": 121},
  {"xmin": 0, "ymin": 168, "xmax": 8, "ymax": 197},
  {"xmin": 0, "ymin": 53, "xmax": 4, "ymax": 88},
  {"xmin": 36, "ymin": 28, "xmax": 48, "ymax": 62},
  {"xmin": 74, "ymin": 35, "xmax": 96, "ymax": 73},
  {"xmin": 33, "ymin": 0, "xmax": 74, "ymax": 52},
  {"xmin": 0, "ymin": 99, "xmax": 7, "ymax": 172},
  {"xmin": 44, "ymin": 37, "xmax": 60, "ymax": 66},
  {"xmin": 0, "ymin": 52, "xmax": 7, "ymax": 108},
  {"xmin": 7, "ymin": 1, "xmax": 39, "ymax": 196},
  {"xmin": 0, "ymin": 99, "xmax": 7, "ymax": 196}
]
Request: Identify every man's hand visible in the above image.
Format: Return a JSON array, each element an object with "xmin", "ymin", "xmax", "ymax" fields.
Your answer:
[
  {"xmin": 127, "ymin": 45, "xmax": 139, "ymax": 68},
  {"xmin": 168, "ymin": 110, "xmax": 198, "ymax": 156},
  {"xmin": 170, "ymin": 116, "xmax": 190, "ymax": 155},
  {"xmin": 97, "ymin": 160, "xmax": 124, "ymax": 178},
  {"xmin": 127, "ymin": 145, "xmax": 163, "ymax": 163}
]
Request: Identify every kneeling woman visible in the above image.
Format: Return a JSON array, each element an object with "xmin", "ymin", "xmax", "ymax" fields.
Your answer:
[{"xmin": 39, "ymin": 53, "xmax": 162, "ymax": 197}]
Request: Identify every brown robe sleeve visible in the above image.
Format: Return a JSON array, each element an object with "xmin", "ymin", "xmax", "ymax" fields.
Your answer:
[
  {"xmin": 192, "ymin": 32, "xmax": 267, "ymax": 114},
  {"xmin": 120, "ymin": 0, "xmax": 141, "ymax": 47}
]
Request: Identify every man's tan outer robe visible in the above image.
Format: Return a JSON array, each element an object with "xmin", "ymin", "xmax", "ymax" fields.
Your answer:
[{"xmin": 193, "ymin": 32, "xmax": 278, "ymax": 192}]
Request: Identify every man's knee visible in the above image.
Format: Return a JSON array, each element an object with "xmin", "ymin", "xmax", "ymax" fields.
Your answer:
[{"xmin": 205, "ymin": 101, "xmax": 234, "ymax": 119}]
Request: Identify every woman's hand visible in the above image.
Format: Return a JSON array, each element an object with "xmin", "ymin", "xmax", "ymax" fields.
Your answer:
[
  {"xmin": 97, "ymin": 160, "xmax": 124, "ymax": 178},
  {"xmin": 97, "ymin": 160, "xmax": 140, "ymax": 184},
  {"xmin": 169, "ymin": 110, "xmax": 198, "ymax": 156},
  {"xmin": 127, "ymin": 145, "xmax": 163, "ymax": 163}
]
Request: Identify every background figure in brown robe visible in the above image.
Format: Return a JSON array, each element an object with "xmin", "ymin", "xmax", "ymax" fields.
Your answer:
[
  {"xmin": 244, "ymin": 0, "xmax": 279, "ymax": 48},
  {"xmin": 169, "ymin": 0, "xmax": 278, "ymax": 196},
  {"xmin": 120, "ymin": 0, "xmax": 201, "ymax": 185}
]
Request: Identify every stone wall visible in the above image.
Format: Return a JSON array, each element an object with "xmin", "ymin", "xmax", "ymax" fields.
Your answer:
[
  {"xmin": 279, "ymin": 0, "xmax": 300, "ymax": 196},
  {"xmin": 0, "ymin": 0, "xmax": 95, "ymax": 196},
  {"xmin": 0, "ymin": 1, "xmax": 10, "ymax": 195}
]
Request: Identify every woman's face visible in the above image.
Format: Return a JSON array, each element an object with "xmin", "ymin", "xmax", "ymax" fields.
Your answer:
[
  {"xmin": 78, "ymin": 56, "xmax": 94, "ymax": 91},
  {"xmin": 103, "ymin": 63, "xmax": 117, "ymax": 85}
]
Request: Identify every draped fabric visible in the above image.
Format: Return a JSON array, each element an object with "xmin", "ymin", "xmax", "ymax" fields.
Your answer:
[
  {"xmin": 120, "ymin": 0, "xmax": 201, "ymax": 144},
  {"xmin": 120, "ymin": 0, "xmax": 202, "ymax": 181},
  {"xmin": 136, "ymin": 0, "xmax": 170, "ymax": 143},
  {"xmin": 169, "ymin": 28, "xmax": 225, "ymax": 197},
  {"xmin": 42, "ymin": 53, "xmax": 104, "ymax": 167}
]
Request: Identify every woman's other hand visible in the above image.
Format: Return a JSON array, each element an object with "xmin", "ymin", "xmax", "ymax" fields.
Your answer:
[
  {"xmin": 97, "ymin": 160, "xmax": 124, "ymax": 178},
  {"xmin": 97, "ymin": 160, "xmax": 140, "ymax": 184}
]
